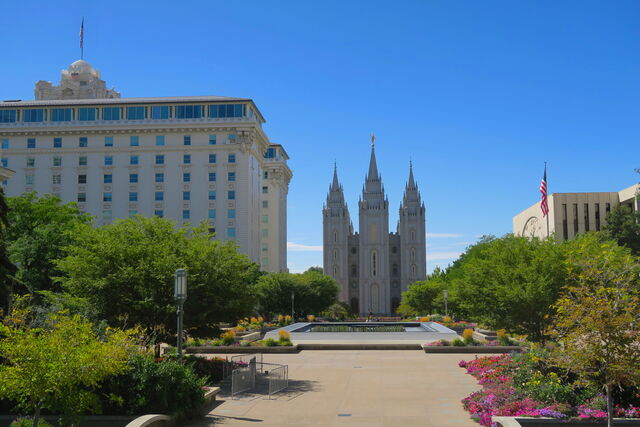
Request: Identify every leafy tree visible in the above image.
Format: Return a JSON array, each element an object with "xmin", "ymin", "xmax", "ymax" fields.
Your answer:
[
  {"xmin": 0, "ymin": 310, "xmax": 135, "ymax": 426},
  {"xmin": 305, "ymin": 266, "xmax": 323, "ymax": 273},
  {"xmin": 255, "ymin": 270, "xmax": 339, "ymax": 318},
  {"xmin": 603, "ymin": 204, "xmax": 640, "ymax": 256},
  {"xmin": 56, "ymin": 216, "xmax": 260, "ymax": 334},
  {"xmin": 0, "ymin": 187, "xmax": 16, "ymax": 317},
  {"xmin": 5, "ymin": 193, "xmax": 90, "ymax": 297},
  {"xmin": 550, "ymin": 235, "xmax": 640, "ymax": 427},
  {"xmin": 398, "ymin": 276, "xmax": 448, "ymax": 316},
  {"xmin": 451, "ymin": 234, "xmax": 566, "ymax": 341}
]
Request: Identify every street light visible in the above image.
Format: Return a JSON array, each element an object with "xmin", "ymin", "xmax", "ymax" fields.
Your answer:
[
  {"xmin": 291, "ymin": 291, "xmax": 295, "ymax": 321},
  {"xmin": 443, "ymin": 289, "xmax": 449, "ymax": 318},
  {"xmin": 174, "ymin": 268, "xmax": 187, "ymax": 359}
]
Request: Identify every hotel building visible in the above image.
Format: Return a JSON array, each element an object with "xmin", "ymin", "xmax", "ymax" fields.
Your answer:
[{"xmin": 0, "ymin": 59, "xmax": 292, "ymax": 272}]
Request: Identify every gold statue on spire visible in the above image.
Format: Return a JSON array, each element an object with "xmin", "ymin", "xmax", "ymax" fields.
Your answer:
[{"xmin": 371, "ymin": 133, "xmax": 375, "ymax": 148}]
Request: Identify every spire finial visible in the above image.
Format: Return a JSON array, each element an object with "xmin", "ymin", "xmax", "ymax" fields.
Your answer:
[{"xmin": 371, "ymin": 133, "xmax": 375, "ymax": 148}]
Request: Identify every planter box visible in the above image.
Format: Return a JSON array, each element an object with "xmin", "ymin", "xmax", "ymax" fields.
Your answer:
[
  {"xmin": 422, "ymin": 344, "xmax": 524, "ymax": 353},
  {"xmin": 297, "ymin": 343, "xmax": 422, "ymax": 350},
  {"xmin": 493, "ymin": 416, "xmax": 640, "ymax": 426},
  {"xmin": 185, "ymin": 345, "xmax": 300, "ymax": 354}
]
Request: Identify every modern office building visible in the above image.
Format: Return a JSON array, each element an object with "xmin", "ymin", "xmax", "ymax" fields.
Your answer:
[
  {"xmin": 0, "ymin": 59, "xmax": 292, "ymax": 272},
  {"xmin": 323, "ymin": 141, "xmax": 427, "ymax": 315},
  {"xmin": 513, "ymin": 183, "xmax": 639, "ymax": 241}
]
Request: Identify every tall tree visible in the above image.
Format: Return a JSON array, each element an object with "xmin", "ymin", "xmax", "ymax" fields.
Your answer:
[
  {"xmin": 603, "ymin": 204, "xmax": 640, "ymax": 256},
  {"xmin": 5, "ymin": 193, "xmax": 90, "ymax": 297},
  {"xmin": 0, "ymin": 187, "xmax": 17, "ymax": 316},
  {"xmin": 56, "ymin": 216, "xmax": 260, "ymax": 333}
]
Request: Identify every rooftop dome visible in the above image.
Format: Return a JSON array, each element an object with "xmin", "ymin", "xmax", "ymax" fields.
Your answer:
[{"xmin": 63, "ymin": 59, "xmax": 101, "ymax": 79}]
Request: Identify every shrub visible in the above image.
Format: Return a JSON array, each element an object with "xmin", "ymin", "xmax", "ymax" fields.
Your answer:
[
  {"xmin": 263, "ymin": 338, "xmax": 277, "ymax": 347},
  {"xmin": 284, "ymin": 315, "xmax": 292, "ymax": 324},
  {"xmin": 418, "ymin": 316, "xmax": 430, "ymax": 322},
  {"xmin": 307, "ymin": 314, "xmax": 315, "ymax": 322},
  {"xmin": 462, "ymin": 328, "xmax": 476, "ymax": 345},
  {"xmin": 277, "ymin": 314, "xmax": 284, "ymax": 324},
  {"xmin": 99, "ymin": 354, "xmax": 205, "ymax": 418},
  {"xmin": 220, "ymin": 330, "xmax": 236, "ymax": 346},
  {"xmin": 452, "ymin": 338, "xmax": 466, "ymax": 346},
  {"xmin": 278, "ymin": 339, "xmax": 293, "ymax": 346},
  {"xmin": 10, "ymin": 419, "xmax": 53, "ymax": 427},
  {"xmin": 278, "ymin": 330, "xmax": 291, "ymax": 342},
  {"xmin": 498, "ymin": 335, "xmax": 513, "ymax": 346},
  {"xmin": 443, "ymin": 315, "xmax": 452, "ymax": 323}
]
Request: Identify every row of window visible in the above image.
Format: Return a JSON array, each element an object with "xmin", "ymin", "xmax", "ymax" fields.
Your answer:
[
  {"xmin": 0, "ymin": 104, "xmax": 246, "ymax": 123},
  {"xmin": 2, "ymin": 134, "xmax": 234, "ymax": 149},
  {"xmin": 26, "ymin": 170, "xmax": 238, "ymax": 186},
  {"xmin": 11, "ymin": 152, "xmax": 237, "ymax": 167},
  {"xmin": 98, "ymin": 190, "xmax": 236, "ymax": 202},
  {"xmin": 561, "ymin": 202, "xmax": 611, "ymax": 240}
]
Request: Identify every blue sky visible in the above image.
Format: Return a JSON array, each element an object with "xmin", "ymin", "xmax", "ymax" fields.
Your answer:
[{"xmin": 1, "ymin": 1, "xmax": 638, "ymax": 272}]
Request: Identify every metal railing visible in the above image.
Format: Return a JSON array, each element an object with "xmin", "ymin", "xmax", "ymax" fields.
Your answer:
[{"xmin": 267, "ymin": 364, "xmax": 289, "ymax": 398}]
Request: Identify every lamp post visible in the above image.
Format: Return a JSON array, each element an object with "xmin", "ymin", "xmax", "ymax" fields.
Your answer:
[
  {"xmin": 174, "ymin": 269, "xmax": 187, "ymax": 359},
  {"xmin": 291, "ymin": 291, "xmax": 295, "ymax": 321},
  {"xmin": 443, "ymin": 289, "xmax": 449, "ymax": 318}
]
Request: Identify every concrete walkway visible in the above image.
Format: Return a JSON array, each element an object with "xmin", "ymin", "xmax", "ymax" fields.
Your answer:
[{"xmin": 186, "ymin": 350, "xmax": 481, "ymax": 427}]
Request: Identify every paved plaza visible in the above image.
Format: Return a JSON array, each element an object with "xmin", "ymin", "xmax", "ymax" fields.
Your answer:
[{"xmin": 186, "ymin": 350, "xmax": 482, "ymax": 427}]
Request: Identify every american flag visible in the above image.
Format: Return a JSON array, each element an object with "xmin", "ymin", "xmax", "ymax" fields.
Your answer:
[
  {"xmin": 79, "ymin": 18, "xmax": 84, "ymax": 50},
  {"xmin": 540, "ymin": 165, "xmax": 548, "ymax": 217}
]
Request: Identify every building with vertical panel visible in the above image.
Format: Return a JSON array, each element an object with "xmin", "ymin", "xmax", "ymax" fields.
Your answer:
[
  {"xmin": 0, "ymin": 59, "xmax": 292, "ymax": 272},
  {"xmin": 323, "ymin": 141, "xmax": 427, "ymax": 315},
  {"xmin": 513, "ymin": 184, "xmax": 639, "ymax": 240}
]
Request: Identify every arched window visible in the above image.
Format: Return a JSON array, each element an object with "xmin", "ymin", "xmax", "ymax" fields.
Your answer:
[
  {"xmin": 410, "ymin": 229, "xmax": 415, "ymax": 241},
  {"xmin": 411, "ymin": 264, "xmax": 416, "ymax": 277},
  {"xmin": 333, "ymin": 265, "xmax": 338, "ymax": 276},
  {"xmin": 333, "ymin": 249, "xmax": 338, "ymax": 261},
  {"xmin": 371, "ymin": 250, "xmax": 378, "ymax": 277},
  {"xmin": 333, "ymin": 230, "xmax": 338, "ymax": 243},
  {"xmin": 411, "ymin": 247, "xmax": 416, "ymax": 262},
  {"xmin": 351, "ymin": 264, "xmax": 357, "ymax": 277},
  {"xmin": 392, "ymin": 264, "xmax": 398, "ymax": 276}
]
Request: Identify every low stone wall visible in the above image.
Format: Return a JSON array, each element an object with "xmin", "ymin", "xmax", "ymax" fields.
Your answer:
[
  {"xmin": 493, "ymin": 416, "xmax": 640, "ymax": 426},
  {"xmin": 422, "ymin": 345, "xmax": 524, "ymax": 354},
  {"xmin": 298, "ymin": 343, "xmax": 422, "ymax": 350}
]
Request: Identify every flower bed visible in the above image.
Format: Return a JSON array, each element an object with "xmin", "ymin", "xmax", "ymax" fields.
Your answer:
[{"xmin": 459, "ymin": 351, "xmax": 640, "ymax": 426}]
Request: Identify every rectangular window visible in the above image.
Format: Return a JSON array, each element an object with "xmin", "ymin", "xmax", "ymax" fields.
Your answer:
[
  {"xmin": 228, "ymin": 172, "xmax": 236, "ymax": 182},
  {"xmin": 151, "ymin": 106, "xmax": 170, "ymax": 119},
  {"xmin": 208, "ymin": 209, "xmax": 216, "ymax": 219},
  {"xmin": 155, "ymin": 173, "xmax": 164, "ymax": 183},
  {"xmin": 183, "ymin": 154, "xmax": 191, "ymax": 164},
  {"xmin": 183, "ymin": 191, "xmax": 190, "ymax": 201},
  {"xmin": 262, "ymin": 200, "xmax": 268, "ymax": 208},
  {"xmin": 228, "ymin": 134, "xmax": 236, "ymax": 143},
  {"xmin": 228, "ymin": 209, "xmax": 236, "ymax": 219},
  {"xmin": 228, "ymin": 153, "xmax": 236, "ymax": 163},
  {"xmin": 182, "ymin": 210, "xmax": 190, "ymax": 220},
  {"xmin": 78, "ymin": 108, "xmax": 96, "ymax": 121},
  {"xmin": 264, "ymin": 171, "xmax": 269, "ymax": 179},
  {"xmin": 1, "ymin": 158, "xmax": 7, "ymax": 167},
  {"xmin": 154, "ymin": 210, "xmax": 164, "ymax": 217},
  {"xmin": 183, "ymin": 172, "xmax": 191, "ymax": 182},
  {"xmin": 51, "ymin": 137, "xmax": 61, "ymax": 148},
  {"xmin": 78, "ymin": 174, "xmax": 87, "ymax": 184},
  {"xmin": 573, "ymin": 203, "xmax": 579, "ymax": 235},
  {"xmin": 228, "ymin": 227, "xmax": 236, "ymax": 238},
  {"xmin": 130, "ymin": 136, "xmax": 139, "ymax": 146},
  {"xmin": 208, "ymin": 191, "xmax": 216, "ymax": 200},
  {"xmin": 209, "ymin": 135, "xmax": 216, "ymax": 145},
  {"xmin": 262, "ymin": 228, "xmax": 268, "ymax": 238},
  {"xmin": 155, "ymin": 192, "xmax": 164, "ymax": 201},
  {"xmin": 26, "ymin": 158, "xmax": 35, "ymax": 167},
  {"xmin": 77, "ymin": 193, "xmax": 86, "ymax": 202},
  {"xmin": 53, "ymin": 156, "xmax": 62, "ymax": 167},
  {"xmin": 183, "ymin": 135, "xmax": 191, "ymax": 145},
  {"xmin": 228, "ymin": 190, "xmax": 235, "ymax": 200},
  {"xmin": 129, "ymin": 192, "xmax": 138, "ymax": 202},
  {"xmin": 606, "ymin": 203, "xmax": 611, "ymax": 214},
  {"xmin": 262, "ymin": 186, "xmax": 268, "ymax": 194},
  {"xmin": 50, "ymin": 108, "xmax": 72, "ymax": 122},
  {"xmin": 209, "ymin": 104, "xmax": 244, "ymax": 118},
  {"xmin": 103, "ymin": 107, "xmax": 121, "ymax": 121},
  {"xmin": 23, "ymin": 109, "xmax": 44, "ymax": 122},
  {"xmin": 155, "ymin": 135, "xmax": 165, "ymax": 146},
  {"xmin": 1, "ymin": 139, "xmax": 8, "ymax": 149},
  {"xmin": 79, "ymin": 156, "xmax": 87, "ymax": 166},
  {"xmin": 130, "ymin": 155, "xmax": 138, "ymax": 165},
  {"xmin": 127, "ymin": 106, "xmax": 145, "ymax": 120},
  {"xmin": 155, "ymin": 155, "xmax": 164, "ymax": 165},
  {"xmin": 102, "ymin": 210, "xmax": 112, "ymax": 219},
  {"xmin": 129, "ymin": 173, "xmax": 138, "ymax": 183},
  {"xmin": 584, "ymin": 203, "xmax": 590, "ymax": 232},
  {"xmin": 104, "ymin": 174, "xmax": 112, "ymax": 184},
  {"xmin": 0, "ymin": 110, "xmax": 17, "ymax": 123},
  {"xmin": 209, "ymin": 154, "xmax": 216, "ymax": 164},
  {"xmin": 262, "ymin": 215, "xmax": 268, "ymax": 223},
  {"xmin": 104, "ymin": 155, "xmax": 113, "ymax": 166},
  {"xmin": 264, "ymin": 147, "xmax": 276, "ymax": 159},
  {"xmin": 208, "ymin": 172, "xmax": 216, "ymax": 182},
  {"xmin": 175, "ymin": 105, "xmax": 202, "ymax": 119},
  {"xmin": 27, "ymin": 138, "xmax": 36, "ymax": 149},
  {"xmin": 103, "ymin": 192, "xmax": 112, "ymax": 202},
  {"xmin": 25, "ymin": 175, "xmax": 34, "ymax": 185},
  {"xmin": 104, "ymin": 136, "xmax": 114, "ymax": 147},
  {"xmin": 595, "ymin": 203, "xmax": 601, "ymax": 231},
  {"xmin": 79, "ymin": 137, "xmax": 88, "ymax": 147}
]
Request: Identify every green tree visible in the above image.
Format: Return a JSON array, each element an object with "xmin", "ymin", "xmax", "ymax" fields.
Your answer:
[
  {"xmin": 603, "ymin": 204, "xmax": 640, "ymax": 256},
  {"xmin": 0, "ymin": 187, "xmax": 17, "ymax": 317},
  {"xmin": 0, "ymin": 310, "xmax": 135, "ymax": 426},
  {"xmin": 255, "ymin": 270, "xmax": 339, "ymax": 318},
  {"xmin": 5, "ymin": 193, "xmax": 90, "ymax": 297},
  {"xmin": 398, "ymin": 276, "xmax": 448, "ymax": 316},
  {"xmin": 550, "ymin": 235, "xmax": 640, "ymax": 427},
  {"xmin": 56, "ymin": 216, "xmax": 260, "ymax": 334}
]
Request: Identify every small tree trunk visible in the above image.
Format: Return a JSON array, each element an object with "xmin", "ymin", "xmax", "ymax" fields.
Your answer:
[
  {"xmin": 32, "ymin": 405, "xmax": 41, "ymax": 427},
  {"xmin": 606, "ymin": 383, "xmax": 613, "ymax": 427}
]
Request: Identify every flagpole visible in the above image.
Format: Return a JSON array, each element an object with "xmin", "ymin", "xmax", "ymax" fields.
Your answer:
[
  {"xmin": 80, "ymin": 17, "xmax": 84, "ymax": 60},
  {"xmin": 545, "ymin": 161, "xmax": 549, "ymax": 238}
]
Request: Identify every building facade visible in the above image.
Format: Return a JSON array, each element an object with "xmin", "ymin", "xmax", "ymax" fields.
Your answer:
[
  {"xmin": 513, "ymin": 184, "xmax": 639, "ymax": 241},
  {"xmin": 323, "ymin": 143, "xmax": 427, "ymax": 315},
  {"xmin": 0, "ymin": 59, "xmax": 292, "ymax": 272}
]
